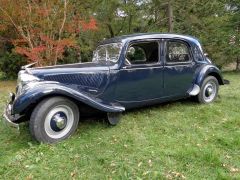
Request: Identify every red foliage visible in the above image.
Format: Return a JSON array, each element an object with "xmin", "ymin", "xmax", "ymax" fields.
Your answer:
[
  {"xmin": 65, "ymin": 17, "xmax": 98, "ymax": 33},
  {"xmin": 0, "ymin": 24, "xmax": 7, "ymax": 31},
  {"xmin": 81, "ymin": 17, "xmax": 98, "ymax": 31},
  {"xmin": 12, "ymin": 39, "xmax": 28, "ymax": 45},
  {"xmin": 0, "ymin": 1, "xmax": 98, "ymax": 66},
  {"xmin": 14, "ymin": 35, "xmax": 77, "ymax": 65},
  {"xmin": 36, "ymin": 7, "xmax": 51, "ymax": 17},
  {"xmin": 40, "ymin": 34, "xmax": 54, "ymax": 44},
  {"xmin": 15, "ymin": 47, "xmax": 41, "ymax": 62}
]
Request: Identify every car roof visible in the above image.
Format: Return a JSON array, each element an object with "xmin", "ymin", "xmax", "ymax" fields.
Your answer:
[{"xmin": 98, "ymin": 33, "xmax": 200, "ymax": 45}]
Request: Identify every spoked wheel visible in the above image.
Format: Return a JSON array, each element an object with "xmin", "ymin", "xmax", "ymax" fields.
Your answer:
[
  {"xmin": 30, "ymin": 97, "xmax": 79, "ymax": 143},
  {"xmin": 197, "ymin": 76, "xmax": 219, "ymax": 104}
]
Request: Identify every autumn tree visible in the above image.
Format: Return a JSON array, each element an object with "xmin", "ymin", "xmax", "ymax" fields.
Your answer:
[{"xmin": 0, "ymin": 0, "xmax": 97, "ymax": 66}]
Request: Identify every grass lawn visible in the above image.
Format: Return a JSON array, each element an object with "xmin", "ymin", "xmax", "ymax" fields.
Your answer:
[{"xmin": 0, "ymin": 72, "xmax": 239, "ymax": 179}]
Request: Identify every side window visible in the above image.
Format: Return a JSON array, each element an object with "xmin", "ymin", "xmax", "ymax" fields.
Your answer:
[
  {"xmin": 126, "ymin": 41, "xmax": 159, "ymax": 65},
  {"xmin": 193, "ymin": 46, "xmax": 204, "ymax": 62},
  {"xmin": 167, "ymin": 41, "xmax": 191, "ymax": 63}
]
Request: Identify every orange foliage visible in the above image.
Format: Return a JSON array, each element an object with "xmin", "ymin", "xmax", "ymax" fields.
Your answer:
[
  {"xmin": 15, "ymin": 46, "xmax": 46, "ymax": 62},
  {"xmin": 81, "ymin": 17, "xmax": 98, "ymax": 31},
  {"xmin": 0, "ymin": 0, "xmax": 97, "ymax": 66}
]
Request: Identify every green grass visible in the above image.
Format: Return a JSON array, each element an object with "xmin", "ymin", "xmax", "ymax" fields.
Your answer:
[{"xmin": 0, "ymin": 72, "xmax": 240, "ymax": 179}]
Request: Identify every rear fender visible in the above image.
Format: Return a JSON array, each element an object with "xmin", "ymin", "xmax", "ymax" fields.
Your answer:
[
  {"xmin": 12, "ymin": 82, "xmax": 125, "ymax": 115},
  {"xmin": 188, "ymin": 65, "xmax": 224, "ymax": 96},
  {"xmin": 195, "ymin": 65, "xmax": 224, "ymax": 87}
]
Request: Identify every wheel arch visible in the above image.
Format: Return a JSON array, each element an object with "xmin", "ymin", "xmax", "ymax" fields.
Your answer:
[
  {"xmin": 12, "ymin": 84, "xmax": 125, "ymax": 122},
  {"xmin": 23, "ymin": 94, "xmax": 83, "ymax": 120},
  {"xmin": 195, "ymin": 65, "xmax": 224, "ymax": 87},
  {"xmin": 207, "ymin": 72, "xmax": 224, "ymax": 85}
]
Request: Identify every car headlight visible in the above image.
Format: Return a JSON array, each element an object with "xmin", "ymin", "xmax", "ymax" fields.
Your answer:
[
  {"xmin": 17, "ymin": 72, "xmax": 40, "ymax": 95},
  {"xmin": 18, "ymin": 73, "xmax": 40, "ymax": 86}
]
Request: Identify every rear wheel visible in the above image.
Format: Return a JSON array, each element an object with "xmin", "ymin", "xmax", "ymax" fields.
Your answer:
[
  {"xmin": 197, "ymin": 76, "xmax": 219, "ymax": 104},
  {"xmin": 30, "ymin": 97, "xmax": 79, "ymax": 143}
]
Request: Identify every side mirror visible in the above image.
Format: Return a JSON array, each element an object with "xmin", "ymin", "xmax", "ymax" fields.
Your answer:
[{"xmin": 204, "ymin": 53, "xmax": 209, "ymax": 57}]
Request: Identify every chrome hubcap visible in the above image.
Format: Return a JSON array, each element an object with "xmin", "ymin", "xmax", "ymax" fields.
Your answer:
[
  {"xmin": 51, "ymin": 112, "xmax": 67, "ymax": 131},
  {"xmin": 44, "ymin": 105, "xmax": 74, "ymax": 139},
  {"xmin": 206, "ymin": 86, "xmax": 213, "ymax": 96},
  {"xmin": 203, "ymin": 81, "xmax": 217, "ymax": 102}
]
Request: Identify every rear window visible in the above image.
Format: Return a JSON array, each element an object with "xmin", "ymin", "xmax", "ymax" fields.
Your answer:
[
  {"xmin": 193, "ymin": 46, "xmax": 204, "ymax": 62},
  {"xmin": 166, "ymin": 41, "xmax": 191, "ymax": 63}
]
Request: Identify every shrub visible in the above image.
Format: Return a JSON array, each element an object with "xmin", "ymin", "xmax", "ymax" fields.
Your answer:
[{"xmin": 0, "ymin": 52, "xmax": 27, "ymax": 79}]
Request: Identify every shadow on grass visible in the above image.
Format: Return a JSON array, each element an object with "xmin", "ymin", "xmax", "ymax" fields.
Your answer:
[
  {"xmin": 123, "ymin": 97, "xmax": 197, "ymax": 115},
  {"xmin": 1, "ymin": 97, "xmax": 197, "ymax": 145}
]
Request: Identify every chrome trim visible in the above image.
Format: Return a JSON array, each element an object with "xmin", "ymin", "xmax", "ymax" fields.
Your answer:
[
  {"xmin": 44, "ymin": 105, "xmax": 74, "ymax": 139},
  {"xmin": 21, "ymin": 62, "xmax": 37, "ymax": 70},
  {"xmin": 33, "ymin": 62, "xmax": 93, "ymax": 69},
  {"xmin": 2, "ymin": 105, "xmax": 19, "ymax": 130},
  {"xmin": 203, "ymin": 81, "xmax": 217, "ymax": 102},
  {"xmin": 120, "ymin": 66, "xmax": 164, "ymax": 71},
  {"xmin": 189, "ymin": 84, "xmax": 200, "ymax": 96}
]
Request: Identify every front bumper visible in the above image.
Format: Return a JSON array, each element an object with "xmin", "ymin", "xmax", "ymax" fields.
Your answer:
[{"xmin": 2, "ymin": 94, "xmax": 20, "ymax": 130}]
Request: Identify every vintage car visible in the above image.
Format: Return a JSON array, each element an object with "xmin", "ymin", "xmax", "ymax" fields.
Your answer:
[{"xmin": 3, "ymin": 33, "xmax": 229, "ymax": 143}]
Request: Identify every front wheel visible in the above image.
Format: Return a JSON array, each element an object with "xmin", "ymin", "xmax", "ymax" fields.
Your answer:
[
  {"xmin": 30, "ymin": 97, "xmax": 79, "ymax": 143},
  {"xmin": 197, "ymin": 76, "xmax": 219, "ymax": 104}
]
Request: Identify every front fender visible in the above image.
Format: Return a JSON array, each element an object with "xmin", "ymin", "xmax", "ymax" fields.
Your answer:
[
  {"xmin": 195, "ymin": 64, "xmax": 224, "ymax": 86},
  {"xmin": 12, "ymin": 82, "xmax": 125, "ymax": 115}
]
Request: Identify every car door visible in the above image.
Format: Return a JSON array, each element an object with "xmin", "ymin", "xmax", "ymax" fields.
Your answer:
[
  {"xmin": 115, "ymin": 40, "xmax": 164, "ymax": 108},
  {"xmin": 163, "ymin": 39, "xmax": 195, "ymax": 97}
]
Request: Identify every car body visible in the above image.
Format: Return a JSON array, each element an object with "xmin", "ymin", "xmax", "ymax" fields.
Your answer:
[{"xmin": 3, "ymin": 33, "xmax": 229, "ymax": 143}]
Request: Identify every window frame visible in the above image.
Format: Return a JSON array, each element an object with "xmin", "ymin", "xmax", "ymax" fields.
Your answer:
[
  {"xmin": 124, "ymin": 39, "xmax": 161, "ymax": 68},
  {"xmin": 164, "ymin": 39, "xmax": 193, "ymax": 65},
  {"xmin": 193, "ymin": 45, "xmax": 205, "ymax": 62}
]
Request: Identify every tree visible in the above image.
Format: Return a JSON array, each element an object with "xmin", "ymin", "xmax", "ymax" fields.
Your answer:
[
  {"xmin": 227, "ymin": 0, "xmax": 240, "ymax": 70},
  {"xmin": 0, "ymin": 0, "xmax": 97, "ymax": 66}
]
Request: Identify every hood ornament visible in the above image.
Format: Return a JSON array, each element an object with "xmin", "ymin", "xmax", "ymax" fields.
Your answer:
[{"xmin": 21, "ymin": 62, "xmax": 37, "ymax": 70}]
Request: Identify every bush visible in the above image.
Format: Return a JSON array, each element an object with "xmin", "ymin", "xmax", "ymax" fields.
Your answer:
[
  {"xmin": 0, "ymin": 52, "xmax": 27, "ymax": 79},
  {"xmin": 0, "ymin": 71, "xmax": 5, "ymax": 80},
  {"xmin": 59, "ymin": 48, "xmax": 81, "ymax": 65}
]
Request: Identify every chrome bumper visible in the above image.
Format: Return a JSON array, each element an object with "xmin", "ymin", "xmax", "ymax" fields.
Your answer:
[{"xmin": 2, "ymin": 95, "xmax": 20, "ymax": 130}]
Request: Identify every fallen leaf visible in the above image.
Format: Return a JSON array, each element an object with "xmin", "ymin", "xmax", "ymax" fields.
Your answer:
[
  {"xmin": 138, "ymin": 162, "xmax": 142, "ymax": 167},
  {"xmin": 230, "ymin": 167, "xmax": 240, "ymax": 173},
  {"xmin": 148, "ymin": 159, "xmax": 152, "ymax": 167},
  {"xmin": 26, "ymin": 174, "xmax": 33, "ymax": 180},
  {"xmin": 71, "ymin": 171, "xmax": 77, "ymax": 177}
]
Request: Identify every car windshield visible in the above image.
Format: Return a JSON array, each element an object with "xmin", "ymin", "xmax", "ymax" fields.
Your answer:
[{"xmin": 92, "ymin": 43, "xmax": 122, "ymax": 63}]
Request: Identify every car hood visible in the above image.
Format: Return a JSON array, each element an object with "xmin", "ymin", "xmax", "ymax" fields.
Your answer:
[
  {"xmin": 29, "ymin": 62, "xmax": 109, "ymax": 77},
  {"xmin": 28, "ymin": 62, "xmax": 110, "ymax": 95}
]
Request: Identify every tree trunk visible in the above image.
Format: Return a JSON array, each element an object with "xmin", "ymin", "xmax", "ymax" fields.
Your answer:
[
  {"xmin": 107, "ymin": 23, "xmax": 114, "ymax": 38},
  {"xmin": 236, "ymin": 56, "xmax": 240, "ymax": 71},
  {"xmin": 128, "ymin": 14, "xmax": 132, "ymax": 33},
  {"xmin": 167, "ymin": 2, "xmax": 173, "ymax": 32}
]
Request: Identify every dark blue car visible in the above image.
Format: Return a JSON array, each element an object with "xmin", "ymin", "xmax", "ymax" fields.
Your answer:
[{"xmin": 3, "ymin": 33, "xmax": 229, "ymax": 143}]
